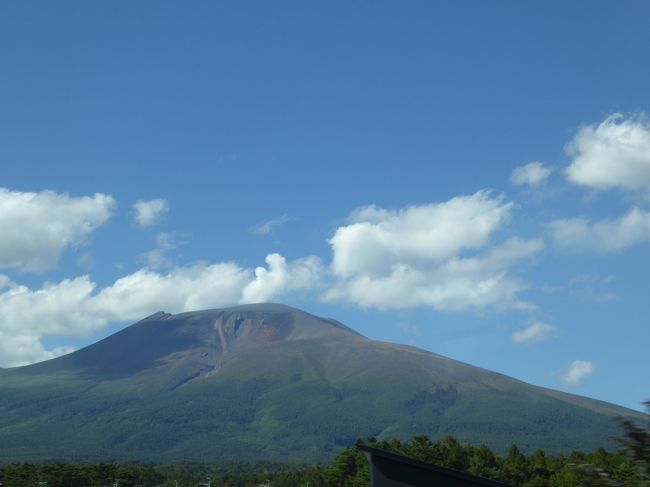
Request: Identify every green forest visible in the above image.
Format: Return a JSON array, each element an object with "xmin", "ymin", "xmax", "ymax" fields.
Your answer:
[{"xmin": 1, "ymin": 402, "xmax": 647, "ymax": 487}]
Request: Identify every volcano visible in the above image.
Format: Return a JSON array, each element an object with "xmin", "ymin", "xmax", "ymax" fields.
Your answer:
[{"xmin": 0, "ymin": 303, "xmax": 641, "ymax": 462}]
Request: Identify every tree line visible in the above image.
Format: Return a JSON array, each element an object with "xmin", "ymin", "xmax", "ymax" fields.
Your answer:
[{"xmin": 1, "ymin": 402, "xmax": 647, "ymax": 487}]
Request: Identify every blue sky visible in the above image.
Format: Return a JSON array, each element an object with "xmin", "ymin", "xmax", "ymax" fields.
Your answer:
[{"xmin": 1, "ymin": 1, "xmax": 649, "ymax": 411}]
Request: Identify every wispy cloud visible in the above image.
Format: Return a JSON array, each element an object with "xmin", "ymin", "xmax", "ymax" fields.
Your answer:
[
  {"xmin": 140, "ymin": 232, "xmax": 187, "ymax": 269},
  {"xmin": 512, "ymin": 322, "xmax": 557, "ymax": 344},
  {"xmin": 511, "ymin": 162, "xmax": 552, "ymax": 187},
  {"xmin": 0, "ymin": 252, "xmax": 323, "ymax": 367},
  {"xmin": 250, "ymin": 214, "xmax": 290, "ymax": 235},
  {"xmin": 548, "ymin": 207, "xmax": 650, "ymax": 252}
]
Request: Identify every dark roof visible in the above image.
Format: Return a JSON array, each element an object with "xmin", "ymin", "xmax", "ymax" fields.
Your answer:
[{"xmin": 360, "ymin": 445, "xmax": 513, "ymax": 487}]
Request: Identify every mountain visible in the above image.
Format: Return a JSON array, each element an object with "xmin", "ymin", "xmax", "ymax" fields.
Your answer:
[{"xmin": 0, "ymin": 304, "xmax": 642, "ymax": 463}]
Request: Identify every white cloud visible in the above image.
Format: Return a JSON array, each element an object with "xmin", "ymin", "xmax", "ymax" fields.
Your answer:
[
  {"xmin": 0, "ymin": 188, "xmax": 114, "ymax": 271},
  {"xmin": 561, "ymin": 360, "xmax": 595, "ymax": 387},
  {"xmin": 250, "ymin": 214, "xmax": 290, "ymax": 235},
  {"xmin": 0, "ymin": 254, "xmax": 322, "ymax": 367},
  {"xmin": 511, "ymin": 162, "xmax": 552, "ymax": 187},
  {"xmin": 325, "ymin": 191, "xmax": 541, "ymax": 311},
  {"xmin": 241, "ymin": 253, "xmax": 323, "ymax": 303},
  {"xmin": 548, "ymin": 207, "xmax": 650, "ymax": 252},
  {"xmin": 0, "ymin": 330, "xmax": 75, "ymax": 368},
  {"xmin": 0, "ymin": 276, "xmax": 108, "ymax": 337},
  {"xmin": 565, "ymin": 114, "xmax": 650, "ymax": 193},
  {"xmin": 325, "ymin": 237, "xmax": 542, "ymax": 311},
  {"xmin": 330, "ymin": 190, "xmax": 513, "ymax": 279},
  {"xmin": 91, "ymin": 263, "xmax": 252, "ymax": 322},
  {"xmin": 133, "ymin": 198, "xmax": 169, "ymax": 228},
  {"xmin": 512, "ymin": 322, "xmax": 557, "ymax": 344}
]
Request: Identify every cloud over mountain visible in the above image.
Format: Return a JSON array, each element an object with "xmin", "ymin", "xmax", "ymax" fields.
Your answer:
[
  {"xmin": 0, "ymin": 249, "xmax": 326, "ymax": 366},
  {"xmin": 241, "ymin": 253, "xmax": 323, "ymax": 303},
  {"xmin": 0, "ymin": 188, "xmax": 546, "ymax": 365}
]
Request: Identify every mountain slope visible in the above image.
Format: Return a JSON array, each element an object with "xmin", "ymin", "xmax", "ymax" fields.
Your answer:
[{"xmin": 0, "ymin": 304, "xmax": 641, "ymax": 462}]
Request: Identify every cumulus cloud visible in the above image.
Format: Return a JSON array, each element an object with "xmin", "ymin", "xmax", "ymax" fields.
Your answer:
[
  {"xmin": 0, "ymin": 254, "xmax": 322, "ymax": 367},
  {"xmin": 548, "ymin": 207, "xmax": 650, "ymax": 252},
  {"xmin": 565, "ymin": 114, "xmax": 650, "ymax": 193},
  {"xmin": 0, "ymin": 188, "xmax": 114, "ymax": 271},
  {"xmin": 512, "ymin": 322, "xmax": 557, "ymax": 344},
  {"xmin": 241, "ymin": 253, "xmax": 323, "ymax": 303},
  {"xmin": 330, "ymin": 190, "xmax": 513, "ymax": 278},
  {"xmin": 133, "ymin": 198, "xmax": 169, "ymax": 228},
  {"xmin": 250, "ymin": 214, "xmax": 290, "ymax": 235},
  {"xmin": 511, "ymin": 162, "xmax": 552, "ymax": 187},
  {"xmin": 326, "ymin": 237, "xmax": 542, "ymax": 311},
  {"xmin": 325, "ymin": 191, "xmax": 541, "ymax": 310},
  {"xmin": 561, "ymin": 360, "xmax": 595, "ymax": 387}
]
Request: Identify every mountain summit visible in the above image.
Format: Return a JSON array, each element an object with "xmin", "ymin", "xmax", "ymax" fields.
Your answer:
[
  {"xmin": 0, "ymin": 304, "xmax": 641, "ymax": 462},
  {"xmin": 24, "ymin": 303, "xmax": 363, "ymax": 390}
]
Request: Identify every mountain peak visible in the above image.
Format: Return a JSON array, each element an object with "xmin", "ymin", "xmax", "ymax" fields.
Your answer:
[
  {"xmin": 139, "ymin": 310, "xmax": 173, "ymax": 322},
  {"xmin": 16, "ymin": 303, "xmax": 364, "ymax": 382}
]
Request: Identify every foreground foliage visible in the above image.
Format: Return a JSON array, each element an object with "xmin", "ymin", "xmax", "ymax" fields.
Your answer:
[{"xmin": 0, "ymin": 438, "xmax": 645, "ymax": 487}]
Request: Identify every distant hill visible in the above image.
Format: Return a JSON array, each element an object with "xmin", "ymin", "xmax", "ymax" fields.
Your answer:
[{"xmin": 0, "ymin": 303, "xmax": 642, "ymax": 463}]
